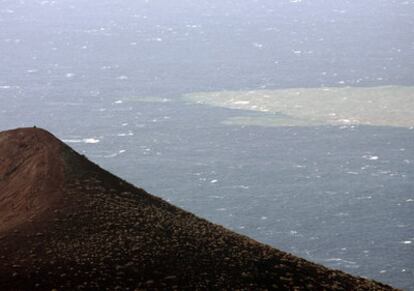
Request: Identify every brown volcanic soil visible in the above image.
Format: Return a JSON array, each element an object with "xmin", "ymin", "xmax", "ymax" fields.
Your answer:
[
  {"xmin": 0, "ymin": 128, "xmax": 396, "ymax": 290},
  {"xmin": 0, "ymin": 128, "xmax": 63, "ymax": 233}
]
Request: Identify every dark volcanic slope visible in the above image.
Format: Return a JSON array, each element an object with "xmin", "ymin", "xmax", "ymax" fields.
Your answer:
[{"xmin": 0, "ymin": 128, "xmax": 395, "ymax": 290}]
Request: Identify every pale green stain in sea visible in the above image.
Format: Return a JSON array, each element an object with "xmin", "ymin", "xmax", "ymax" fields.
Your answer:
[
  {"xmin": 183, "ymin": 86, "xmax": 414, "ymax": 128},
  {"xmin": 125, "ymin": 96, "xmax": 171, "ymax": 103}
]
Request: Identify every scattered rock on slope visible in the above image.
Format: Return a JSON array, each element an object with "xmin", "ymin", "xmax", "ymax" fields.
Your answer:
[{"xmin": 0, "ymin": 128, "xmax": 397, "ymax": 290}]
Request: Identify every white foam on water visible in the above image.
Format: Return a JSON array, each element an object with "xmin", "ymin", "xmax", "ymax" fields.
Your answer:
[
  {"xmin": 63, "ymin": 138, "xmax": 99, "ymax": 144},
  {"xmin": 363, "ymin": 155, "xmax": 379, "ymax": 161},
  {"xmin": 232, "ymin": 185, "xmax": 249, "ymax": 189},
  {"xmin": 356, "ymin": 196, "xmax": 372, "ymax": 200},
  {"xmin": 103, "ymin": 149, "xmax": 126, "ymax": 158},
  {"xmin": 83, "ymin": 138, "xmax": 100, "ymax": 144},
  {"xmin": 117, "ymin": 131, "xmax": 134, "ymax": 137},
  {"xmin": 233, "ymin": 100, "xmax": 250, "ymax": 105},
  {"xmin": 253, "ymin": 42, "xmax": 263, "ymax": 48},
  {"xmin": 62, "ymin": 139, "xmax": 82, "ymax": 143},
  {"xmin": 104, "ymin": 153, "xmax": 118, "ymax": 158},
  {"xmin": 346, "ymin": 171, "xmax": 359, "ymax": 175}
]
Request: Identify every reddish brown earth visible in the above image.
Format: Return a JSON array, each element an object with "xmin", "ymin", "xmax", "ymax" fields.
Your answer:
[
  {"xmin": 0, "ymin": 128, "xmax": 63, "ymax": 233},
  {"xmin": 0, "ymin": 128, "xmax": 397, "ymax": 290}
]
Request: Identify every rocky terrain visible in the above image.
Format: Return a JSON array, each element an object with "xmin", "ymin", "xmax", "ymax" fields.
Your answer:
[{"xmin": 0, "ymin": 128, "xmax": 397, "ymax": 290}]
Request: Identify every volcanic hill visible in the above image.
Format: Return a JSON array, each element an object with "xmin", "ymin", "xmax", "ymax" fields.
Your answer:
[{"xmin": 0, "ymin": 128, "xmax": 396, "ymax": 290}]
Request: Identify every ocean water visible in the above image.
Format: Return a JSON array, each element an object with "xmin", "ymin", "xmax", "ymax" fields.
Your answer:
[{"xmin": 1, "ymin": 0, "xmax": 413, "ymax": 289}]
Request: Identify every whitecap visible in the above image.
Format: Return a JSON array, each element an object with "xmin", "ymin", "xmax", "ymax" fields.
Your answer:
[
  {"xmin": 362, "ymin": 155, "xmax": 379, "ymax": 161},
  {"xmin": 104, "ymin": 149, "xmax": 126, "ymax": 158},
  {"xmin": 253, "ymin": 42, "xmax": 263, "ymax": 48},
  {"xmin": 117, "ymin": 131, "xmax": 134, "ymax": 137},
  {"xmin": 104, "ymin": 153, "xmax": 118, "ymax": 158},
  {"xmin": 233, "ymin": 100, "xmax": 250, "ymax": 105},
  {"xmin": 338, "ymin": 119, "xmax": 352, "ymax": 124},
  {"xmin": 346, "ymin": 171, "xmax": 359, "ymax": 175},
  {"xmin": 356, "ymin": 196, "xmax": 372, "ymax": 200},
  {"xmin": 232, "ymin": 185, "xmax": 249, "ymax": 189},
  {"xmin": 62, "ymin": 139, "xmax": 82, "ymax": 143},
  {"xmin": 83, "ymin": 138, "xmax": 100, "ymax": 144}
]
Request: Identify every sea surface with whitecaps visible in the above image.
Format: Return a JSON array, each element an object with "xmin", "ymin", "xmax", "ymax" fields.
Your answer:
[{"xmin": 0, "ymin": 0, "xmax": 413, "ymax": 289}]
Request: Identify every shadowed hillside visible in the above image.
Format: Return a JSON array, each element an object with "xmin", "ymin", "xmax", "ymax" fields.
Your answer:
[{"xmin": 0, "ymin": 128, "xmax": 396, "ymax": 290}]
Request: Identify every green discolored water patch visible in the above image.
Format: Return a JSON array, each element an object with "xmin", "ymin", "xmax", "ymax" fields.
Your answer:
[
  {"xmin": 222, "ymin": 114, "xmax": 324, "ymax": 127},
  {"xmin": 183, "ymin": 86, "xmax": 414, "ymax": 128},
  {"xmin": 125, "ymin": 96, "xmax": 172, "ymax": 103}
]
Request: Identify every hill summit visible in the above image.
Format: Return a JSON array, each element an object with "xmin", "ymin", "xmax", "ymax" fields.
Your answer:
[{"xmin": 0, "ymin": 128, "xmax": 395, "ymax": 290}]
